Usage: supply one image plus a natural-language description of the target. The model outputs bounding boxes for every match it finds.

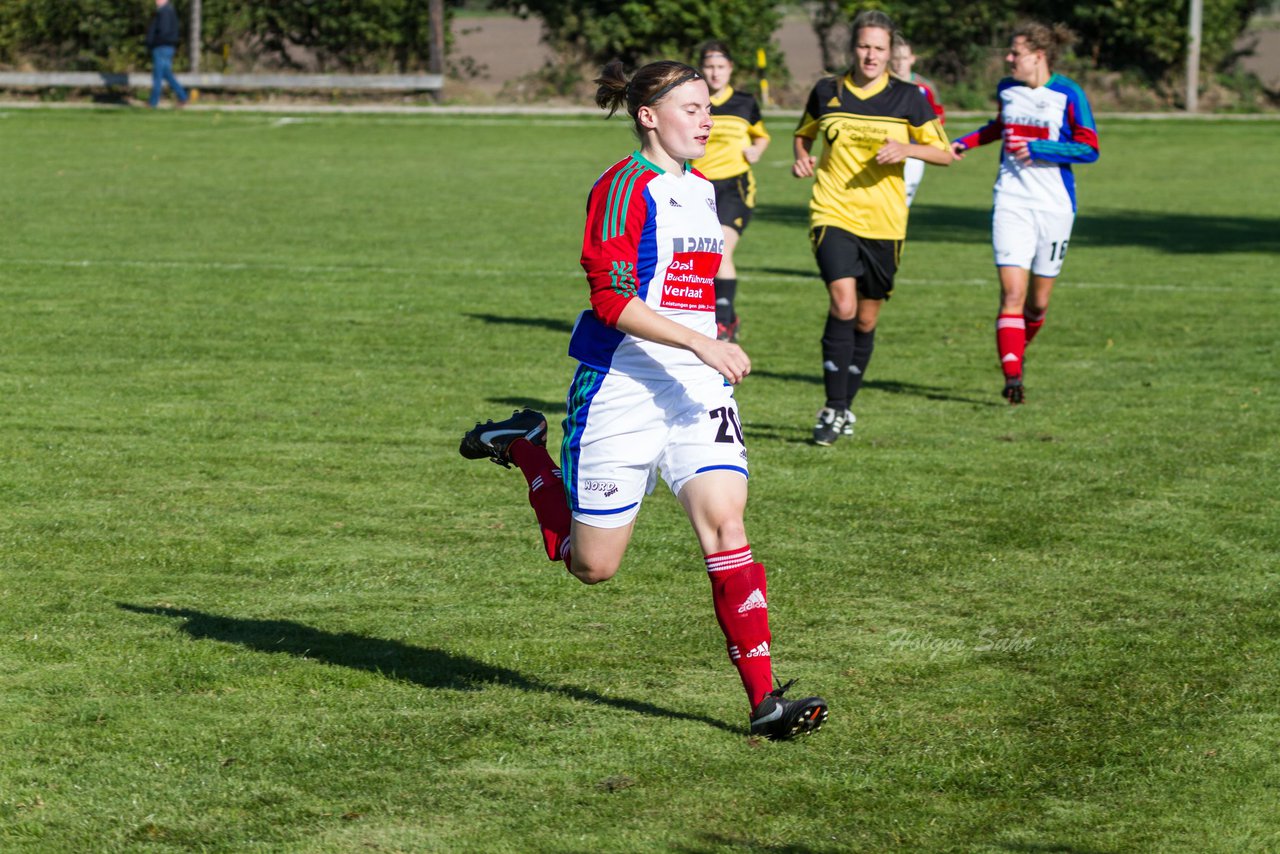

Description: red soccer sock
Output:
[996,313,1027,379]
[509,439,572,567]
[705,546,774,709]
[1024,312,1045,344]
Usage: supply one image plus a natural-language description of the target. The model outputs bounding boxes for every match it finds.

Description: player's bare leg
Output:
[565,519,634,585]
[680,471,827,739]
[1024,273,1056,344]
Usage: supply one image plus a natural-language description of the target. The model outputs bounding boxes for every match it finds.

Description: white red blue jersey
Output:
[570,152,724,381]
[954,74,1099,213]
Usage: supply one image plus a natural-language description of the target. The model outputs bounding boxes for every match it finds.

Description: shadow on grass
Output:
[464,312,574,335]
[996,843,1117,853]
[118,603,736,734]
[759,200,1280,255]
[908,204,1280,255]
[751,370,999,407]
[675,836,834,854]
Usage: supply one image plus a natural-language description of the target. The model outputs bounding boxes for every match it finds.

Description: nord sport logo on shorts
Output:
[583,480,619,497]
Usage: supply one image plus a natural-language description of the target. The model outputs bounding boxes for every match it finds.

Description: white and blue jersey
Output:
[954,74,1099,213]
[571,152,724,382]
[559,153,745,527]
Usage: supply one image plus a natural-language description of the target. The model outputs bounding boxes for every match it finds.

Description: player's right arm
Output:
[951,83,1008,159]
[792,85,822,178]
[579,166,646,327]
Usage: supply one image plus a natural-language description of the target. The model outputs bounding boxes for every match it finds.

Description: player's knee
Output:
[568,555,620,585]
[854,318,877,334]
[829,299,857,321]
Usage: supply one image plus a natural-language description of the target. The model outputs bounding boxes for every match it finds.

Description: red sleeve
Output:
[579,164,651,328]
[921,82,945,125]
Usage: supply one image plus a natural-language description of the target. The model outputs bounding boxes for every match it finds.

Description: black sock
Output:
[821,315,856,410]
[714,278,738,326]
[846,328,876,404]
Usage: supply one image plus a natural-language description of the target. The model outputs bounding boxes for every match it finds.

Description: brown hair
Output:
[851,9,896,47]
[697,40,734,66]
[1012,21,1076,68]
[594,60,705,134]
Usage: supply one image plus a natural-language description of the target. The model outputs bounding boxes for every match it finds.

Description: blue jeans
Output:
[149,46,188,107]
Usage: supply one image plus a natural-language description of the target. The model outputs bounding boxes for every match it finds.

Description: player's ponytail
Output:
[1013,21,1076,68]
[594,60,705,136]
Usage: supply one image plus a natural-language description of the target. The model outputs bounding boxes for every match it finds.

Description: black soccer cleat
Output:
[812,407,847,447]
[459,408,547,468]
[1002,377,1025,406]
[750,679,829,741]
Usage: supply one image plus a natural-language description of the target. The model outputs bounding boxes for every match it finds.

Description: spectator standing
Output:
[146,0,189,109]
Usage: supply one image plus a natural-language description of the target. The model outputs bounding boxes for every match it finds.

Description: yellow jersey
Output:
[795,73,948,239]
[693,87,769,181]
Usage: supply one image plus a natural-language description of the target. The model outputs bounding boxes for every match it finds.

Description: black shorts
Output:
[712,173,755,234]
[809,225,902,300]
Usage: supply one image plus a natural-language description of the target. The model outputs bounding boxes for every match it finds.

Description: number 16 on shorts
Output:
[992,205,1075,278]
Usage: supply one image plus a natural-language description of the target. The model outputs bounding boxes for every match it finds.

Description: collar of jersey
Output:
[843,72,889,100]
[1013,73,1061,91]
[710,86,734,107]
[631,150,689,176]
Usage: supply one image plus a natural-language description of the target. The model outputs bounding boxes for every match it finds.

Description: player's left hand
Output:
[692,337,751,385]
[1006,136,1034,165]
[876,139,911,165]
[743,145,762,165]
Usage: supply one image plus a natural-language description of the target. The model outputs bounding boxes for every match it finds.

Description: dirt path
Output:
[451,14,1280,102]
[450,15,824,100]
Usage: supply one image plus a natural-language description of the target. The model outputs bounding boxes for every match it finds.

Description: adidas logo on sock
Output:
[744,641,771,658]
[737,588,767,614]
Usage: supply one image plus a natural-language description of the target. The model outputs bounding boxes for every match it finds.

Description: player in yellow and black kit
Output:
[692,41,770,342]
[793,10,952,446]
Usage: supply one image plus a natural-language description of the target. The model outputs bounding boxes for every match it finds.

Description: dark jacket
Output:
[146,3,181,51]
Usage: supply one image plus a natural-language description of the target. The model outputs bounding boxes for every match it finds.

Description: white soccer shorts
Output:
[561,366,749,529]
[992,204,1075,278]
[903,157,925,208]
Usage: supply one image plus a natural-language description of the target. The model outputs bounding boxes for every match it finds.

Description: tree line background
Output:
[0,0,1272,106]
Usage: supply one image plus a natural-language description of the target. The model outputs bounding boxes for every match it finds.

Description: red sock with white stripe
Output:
[996,313,1027,379]
[509,439,572,567]
[705,545,774,708]
[1024,311,1045,344]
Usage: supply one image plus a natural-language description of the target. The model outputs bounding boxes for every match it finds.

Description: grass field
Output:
[1,107,1278,852]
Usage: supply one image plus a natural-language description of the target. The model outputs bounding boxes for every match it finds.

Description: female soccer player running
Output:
[950,22,1099,404]
[691,41,771,343]
[793,10,952,446]
[460,60,827,741]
